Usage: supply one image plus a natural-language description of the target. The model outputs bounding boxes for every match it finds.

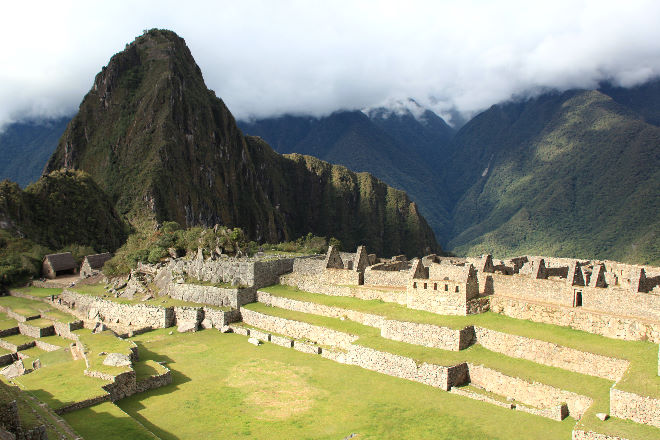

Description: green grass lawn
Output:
[22,318,55,328]
[63,402,158,440]
[71,284,230,310]
[0,295,77,323]
[3,333,34,346]
[0,313,18,330]
[75,329,135,376]
[112,329,575,440]
[133,360,168,381]
[19,346,71,369]
[12,359,110,409]
[39,334,72,348]
[11,286,63,298]
[261,285,660,397]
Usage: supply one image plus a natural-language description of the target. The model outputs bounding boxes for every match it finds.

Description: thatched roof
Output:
[43,252,76,271]
[84,252,112,269]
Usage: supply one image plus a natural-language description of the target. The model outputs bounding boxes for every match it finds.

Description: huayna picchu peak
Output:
[44,29,438,257]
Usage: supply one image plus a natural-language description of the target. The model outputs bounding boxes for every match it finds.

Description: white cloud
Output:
[1,0,660,129]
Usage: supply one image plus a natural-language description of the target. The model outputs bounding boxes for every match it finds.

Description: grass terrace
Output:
[63,402,158,440]
[133,359,168,382]
[0,295,77,323]
[2,333,35,347]
[260,285,660,396]
[75,329,135,375]
[12,359,110,410]
[11,286,63,298]
[0,314,18,331]
[19,346,71,369]
[22,318,55,328]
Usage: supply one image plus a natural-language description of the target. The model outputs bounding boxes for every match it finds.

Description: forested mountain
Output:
[42,29,438,257]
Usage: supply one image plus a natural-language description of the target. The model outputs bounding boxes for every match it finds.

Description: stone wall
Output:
[135,368,172,394]
[474,327,629,381]
[406,281,469,315]
[52,320,84,340]
[60,291,174,329]
[491,296,660,343]
[491,273,575,306]
[17,322,54,339]
[0,327,19,338]
[168,283,255,308]
[468,364,592,420]
[173,307,203,325]
[204,307,241,328]
[56,393,111,414]
[363,265,411,287]
[319,268,362,286]
[239,308,358,349]
[0,352,14,367]
[292,256,326,275]
[341,345,469,391]
[280,273,407,305]
[609,388,660,428]
[170,256,294,289]
[571,430,630,440]
[381,320,474,351]
[257,290,386,327]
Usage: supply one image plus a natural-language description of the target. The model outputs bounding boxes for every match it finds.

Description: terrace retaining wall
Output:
[490,296,660,343]
[572,430,630,440]
[609,388,660,428]
[473,327,629,381]
[239,308,358,349]
[381,320,474,351]
[467,364,592,420]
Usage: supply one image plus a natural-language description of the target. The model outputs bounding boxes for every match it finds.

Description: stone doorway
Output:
[573,290,583,307]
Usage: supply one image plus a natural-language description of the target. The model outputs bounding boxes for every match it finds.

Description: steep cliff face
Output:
[45,29,438,256]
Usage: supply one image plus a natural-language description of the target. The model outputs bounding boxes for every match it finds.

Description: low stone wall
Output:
[468,364,592,420]
[55,393,111,415]
[610,388,660,428]
[320,269,362,286]
[341,345,469,391]
[0,339,34,352]
[474,328,629,381]
[173,306,203,325]
[17,322,54,339]
[572,430,630,440]
[34,340,61,352]
[257,291,386,327]
[239,308,358,349]
[60,291,174,329]
[168,283,255,308]
[381,320,474,351]
[0,306,39,322]
[280,273,407,305]
[135,368,172,393]
[52,320,84,340]
[467,297,491,314]
[491,296,660,343]
[204,307,241,328]
[293,341,322,354]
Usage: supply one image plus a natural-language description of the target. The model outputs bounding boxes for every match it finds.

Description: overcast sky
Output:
[1,0,660,130]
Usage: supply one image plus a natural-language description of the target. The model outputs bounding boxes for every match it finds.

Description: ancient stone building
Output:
[80,252,112,277]
[42,252,76,279]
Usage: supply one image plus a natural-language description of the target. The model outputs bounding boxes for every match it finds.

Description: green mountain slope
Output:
[0,117,69,187]
[446,89,660,264]
[239,106,455,241]
[44,29,438,257]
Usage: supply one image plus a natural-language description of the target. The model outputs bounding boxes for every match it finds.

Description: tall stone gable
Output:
[567,261,585,286]
[629,268,646,293]
[324,246,344,269]
[479,254,495,273]
[589,264,607,288]
[410,259,427,279]
[354,246,369,272]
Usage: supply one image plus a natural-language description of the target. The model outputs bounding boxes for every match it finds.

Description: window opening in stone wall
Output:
[413,282,417,288]
[424,283,427,289]
[444,284,448,291]
[434,283,437,290]
[455,286,459,292]
[573,290,583,307]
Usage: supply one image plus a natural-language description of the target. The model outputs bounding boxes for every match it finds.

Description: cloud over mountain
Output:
[2,0,660,129]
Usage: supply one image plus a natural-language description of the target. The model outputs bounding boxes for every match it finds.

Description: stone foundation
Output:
[168,283,255,308]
